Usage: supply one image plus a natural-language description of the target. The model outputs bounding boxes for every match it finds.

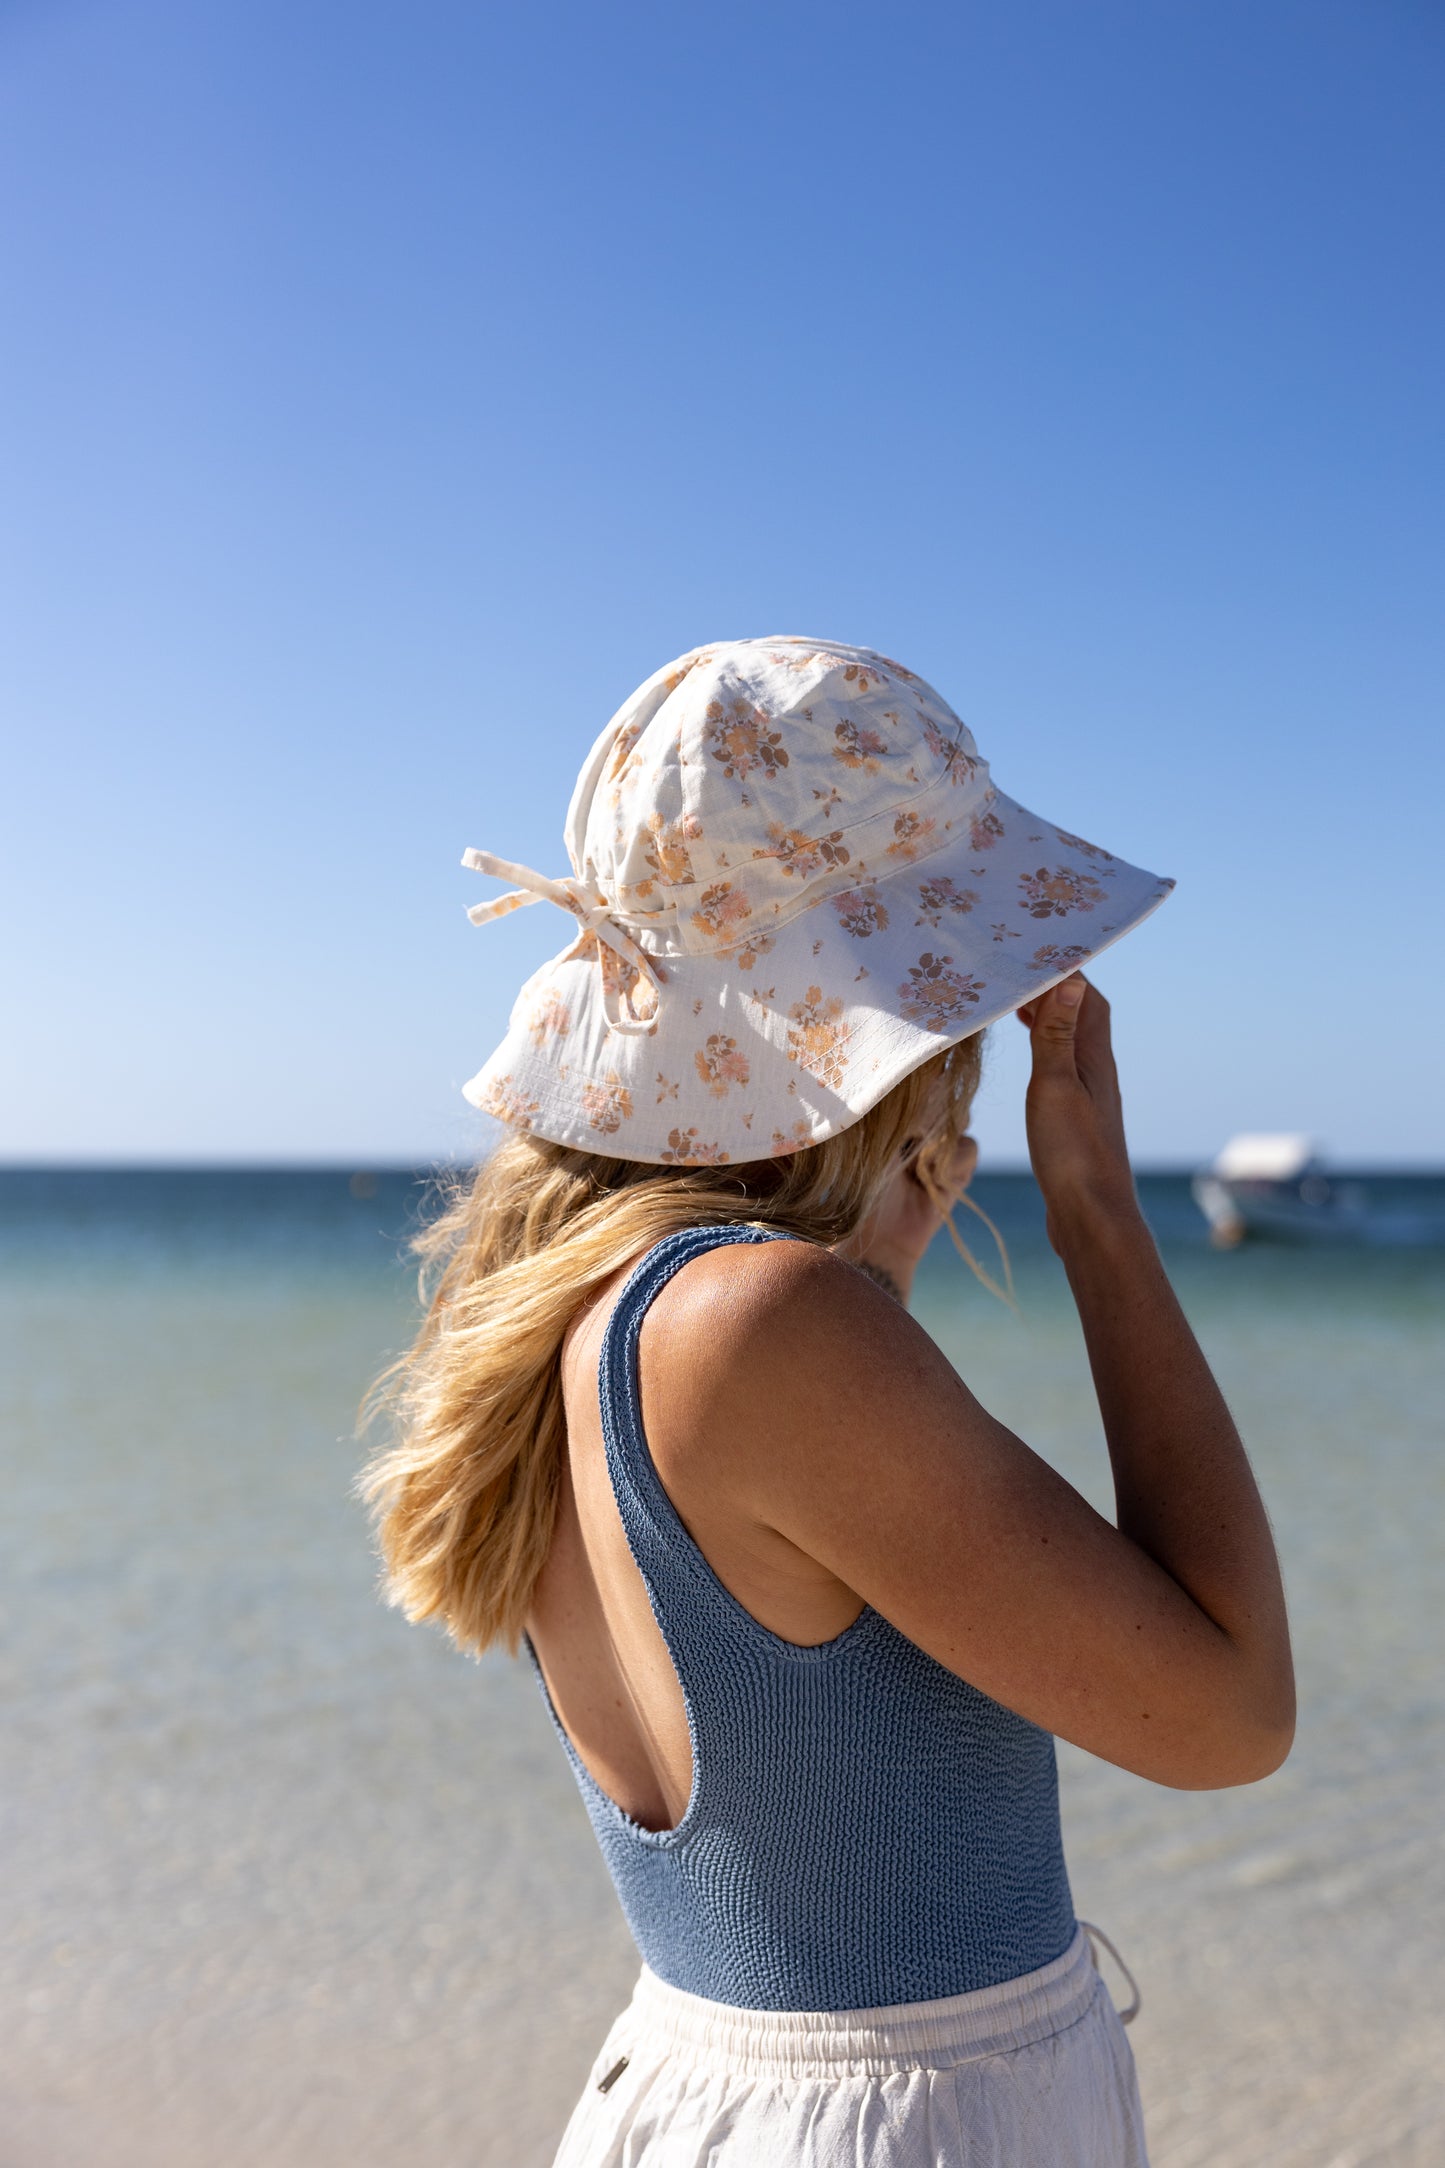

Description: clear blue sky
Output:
[3,0,1441,1166]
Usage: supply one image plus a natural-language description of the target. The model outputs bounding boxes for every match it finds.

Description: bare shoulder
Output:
[639,1231,964,1487]
[641,1230,933,1380]
[641,1231,940,1430]
[645,1226,852,1327]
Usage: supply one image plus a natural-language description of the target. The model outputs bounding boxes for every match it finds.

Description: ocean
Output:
[3,1168,1442,2167]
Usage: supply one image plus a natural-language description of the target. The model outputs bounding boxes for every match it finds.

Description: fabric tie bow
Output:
[461,848,665,1036]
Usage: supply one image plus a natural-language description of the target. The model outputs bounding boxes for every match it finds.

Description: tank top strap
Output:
[598,1222,800,1668]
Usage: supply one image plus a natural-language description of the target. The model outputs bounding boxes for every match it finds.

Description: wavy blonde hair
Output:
[361,1034,997,1657]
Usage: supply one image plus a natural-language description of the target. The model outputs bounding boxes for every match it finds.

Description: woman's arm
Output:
[643,978,1295,1791]
[1020,973,1295,1775]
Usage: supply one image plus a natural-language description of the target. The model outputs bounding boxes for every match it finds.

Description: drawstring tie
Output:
[461,848,665,1036]
[1080,1920,1141,2025]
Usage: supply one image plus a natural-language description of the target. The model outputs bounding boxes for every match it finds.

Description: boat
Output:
[1192,1135,1390,1247]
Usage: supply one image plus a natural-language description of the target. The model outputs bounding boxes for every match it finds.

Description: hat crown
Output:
[567,638,994,959]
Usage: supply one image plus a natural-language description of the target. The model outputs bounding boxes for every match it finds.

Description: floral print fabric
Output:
[462,637,1174,1163]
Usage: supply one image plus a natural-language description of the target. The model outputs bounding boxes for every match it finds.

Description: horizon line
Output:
[3,1157,1444,1178]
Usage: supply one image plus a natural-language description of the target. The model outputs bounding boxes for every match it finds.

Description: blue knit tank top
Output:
[526,1224,1076,2012]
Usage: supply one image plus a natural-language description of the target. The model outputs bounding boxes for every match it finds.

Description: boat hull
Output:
[1192,1174,1445,1247]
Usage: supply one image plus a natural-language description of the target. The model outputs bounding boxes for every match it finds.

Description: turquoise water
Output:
[3,1170,1443,2167]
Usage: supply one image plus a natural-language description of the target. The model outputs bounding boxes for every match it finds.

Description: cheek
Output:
[949,1138,979,1186]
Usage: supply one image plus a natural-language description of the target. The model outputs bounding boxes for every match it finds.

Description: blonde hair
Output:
[361,1035,997,1658]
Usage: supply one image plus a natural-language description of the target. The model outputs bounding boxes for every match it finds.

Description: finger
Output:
[1027,975,1087,1078]
[1064,982,1127,1131]
[1073,979,1108,1036]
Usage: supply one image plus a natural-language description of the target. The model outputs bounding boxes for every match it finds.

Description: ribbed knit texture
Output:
[526,1224,1076,2013]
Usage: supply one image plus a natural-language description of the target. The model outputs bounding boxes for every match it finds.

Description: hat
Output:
[460,636,1173,1164]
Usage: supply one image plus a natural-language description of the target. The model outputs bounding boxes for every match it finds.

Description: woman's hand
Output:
[836,1132,978,1304]
[1017,975,1141,1252]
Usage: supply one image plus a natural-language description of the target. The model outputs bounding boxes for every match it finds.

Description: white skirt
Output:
[553,1923,1148,2166]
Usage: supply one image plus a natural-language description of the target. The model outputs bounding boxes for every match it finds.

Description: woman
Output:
[364,638,1294,2166]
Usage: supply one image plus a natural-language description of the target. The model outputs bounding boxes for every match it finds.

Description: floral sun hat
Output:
[461,636,1174,1165]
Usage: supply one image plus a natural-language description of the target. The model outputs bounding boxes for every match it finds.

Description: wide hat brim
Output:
[463,786,1173,1165]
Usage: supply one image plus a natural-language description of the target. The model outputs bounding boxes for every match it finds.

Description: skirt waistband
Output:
[627,1925,1102,2079]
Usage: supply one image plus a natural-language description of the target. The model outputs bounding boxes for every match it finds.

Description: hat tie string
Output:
[461,848,664,1037]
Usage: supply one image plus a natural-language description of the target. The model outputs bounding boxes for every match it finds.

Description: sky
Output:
[2,0,1442,1167]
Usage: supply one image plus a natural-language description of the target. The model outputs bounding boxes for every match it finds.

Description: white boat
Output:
[1192,1134,1370,1247]
[1192,1136,1445,1247]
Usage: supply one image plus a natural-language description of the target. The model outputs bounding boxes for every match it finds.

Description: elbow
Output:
[1238,1661,1298,1782]
[1182,1723,1294,1791]
[1242,1694,1297,1783]
[1183,1633,1298,1790]
[1169,1688,1297,1792]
